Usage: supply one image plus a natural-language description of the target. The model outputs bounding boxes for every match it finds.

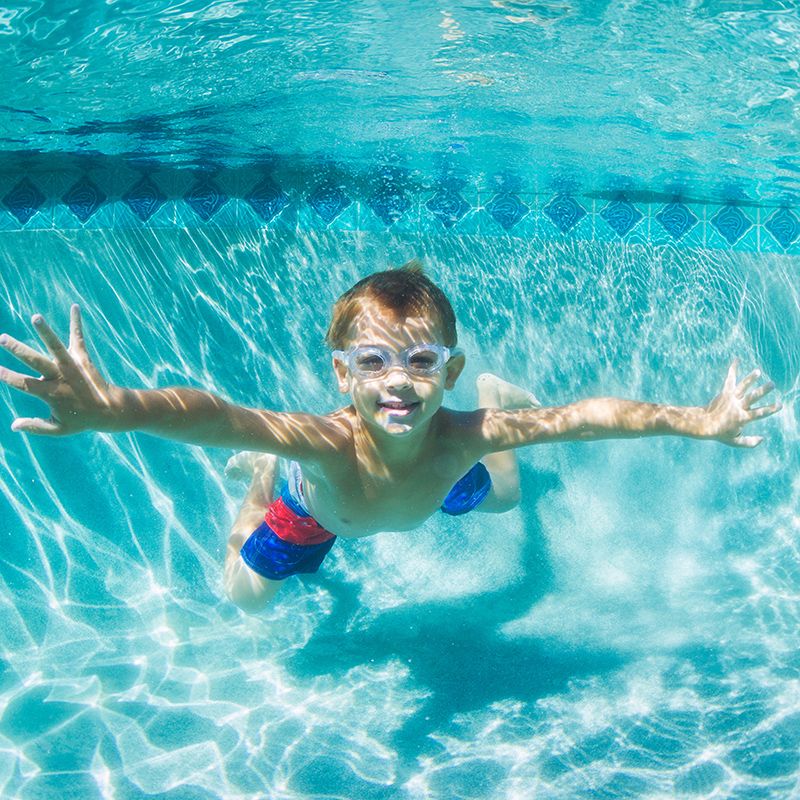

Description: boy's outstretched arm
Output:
[0,306,343,460]
[477,360,782,454]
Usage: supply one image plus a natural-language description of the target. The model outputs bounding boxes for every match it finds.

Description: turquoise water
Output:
[0,228,797,798]
[2,0,800,202]
[1,1,800,798]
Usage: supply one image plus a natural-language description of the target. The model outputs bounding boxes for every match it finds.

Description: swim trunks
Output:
[239,461,493,580]
[440,462,493,516]
[239,463,335,581]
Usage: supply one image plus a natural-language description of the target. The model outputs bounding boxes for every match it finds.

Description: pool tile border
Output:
[1,167,799,255]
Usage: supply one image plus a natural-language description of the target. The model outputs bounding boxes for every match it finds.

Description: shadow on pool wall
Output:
[0,224,798,798]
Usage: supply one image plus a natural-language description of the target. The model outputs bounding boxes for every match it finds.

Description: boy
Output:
[0,261,781,613]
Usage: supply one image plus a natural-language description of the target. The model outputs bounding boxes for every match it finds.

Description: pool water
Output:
[1,1,800,798]
[0,226,796,798]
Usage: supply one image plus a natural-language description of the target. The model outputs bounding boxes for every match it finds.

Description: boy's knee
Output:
[225,588,272,615]
[223,559,282,613]
[481,488,521,513]
[224,579,278,614]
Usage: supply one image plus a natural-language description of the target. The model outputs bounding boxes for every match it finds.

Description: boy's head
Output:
[325,259,457,351]
[327,260,465,437]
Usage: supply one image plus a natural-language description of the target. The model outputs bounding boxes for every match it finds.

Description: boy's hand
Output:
[0,305,121,436]
[703,359,781,447]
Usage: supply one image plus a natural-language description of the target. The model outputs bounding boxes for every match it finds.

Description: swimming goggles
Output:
[332,343,461,378]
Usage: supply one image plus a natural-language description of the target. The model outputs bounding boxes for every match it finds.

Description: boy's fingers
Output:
[732,435,763,448]
[69,304,87,354]
[10,417,63,436]
[736,369,761,396]
[749,402,782,420]
[724,359,739,392]
[0,366,50,396]
[0,334,59,379]
[746,382,775,405]
[31,314,73,368]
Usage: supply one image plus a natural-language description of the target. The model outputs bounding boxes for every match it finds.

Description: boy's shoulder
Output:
[436,406,487,454]
[280,406,355,454]
[438,405,484,428]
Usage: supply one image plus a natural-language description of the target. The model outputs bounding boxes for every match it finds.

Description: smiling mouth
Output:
[377,401,420,416]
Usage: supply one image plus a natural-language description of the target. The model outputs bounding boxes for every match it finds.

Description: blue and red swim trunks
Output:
[239,461,492,581]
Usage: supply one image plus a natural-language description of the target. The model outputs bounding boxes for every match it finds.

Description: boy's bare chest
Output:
[301,450,473,538]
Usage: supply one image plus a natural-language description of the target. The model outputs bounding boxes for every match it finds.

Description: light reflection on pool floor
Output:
[0,227,797,799]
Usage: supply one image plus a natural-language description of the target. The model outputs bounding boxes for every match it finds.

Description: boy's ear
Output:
[444,352,466,390]
[333,357,351,394]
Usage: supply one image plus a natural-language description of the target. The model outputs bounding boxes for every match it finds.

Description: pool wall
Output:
[1,159,800,255]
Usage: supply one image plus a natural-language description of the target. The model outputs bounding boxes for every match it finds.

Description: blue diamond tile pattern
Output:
[2,177,46,224]
[247,177,289,223]
[368,183,410,226]
[655,202,699,240]
[600,200,643,237]
[307,183,351,224]
[123,176,166,222]
[764,207,800,248]
[543,194,587,233]
[426,188,470,229]
[710,205,753,245]
[63,176,106,223]
[184,178,227,221]
[485,193,529,231]
[6,164,800,254]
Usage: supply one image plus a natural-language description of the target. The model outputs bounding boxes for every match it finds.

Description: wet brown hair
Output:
[325,259,457,349]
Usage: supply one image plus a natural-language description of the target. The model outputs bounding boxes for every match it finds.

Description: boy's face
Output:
[333,300,465,438]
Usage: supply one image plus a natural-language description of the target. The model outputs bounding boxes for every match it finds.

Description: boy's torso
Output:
[296,406,483,538]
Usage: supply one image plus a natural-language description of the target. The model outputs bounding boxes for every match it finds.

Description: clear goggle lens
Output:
[334,344,457,377]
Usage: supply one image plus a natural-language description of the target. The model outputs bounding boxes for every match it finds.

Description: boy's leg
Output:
[224,453,283,612]
[475,373,540,513]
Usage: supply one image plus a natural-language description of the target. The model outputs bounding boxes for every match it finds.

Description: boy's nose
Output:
[384,366,413,389]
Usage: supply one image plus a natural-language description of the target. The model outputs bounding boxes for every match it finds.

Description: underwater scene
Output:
[1,1,799,798]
